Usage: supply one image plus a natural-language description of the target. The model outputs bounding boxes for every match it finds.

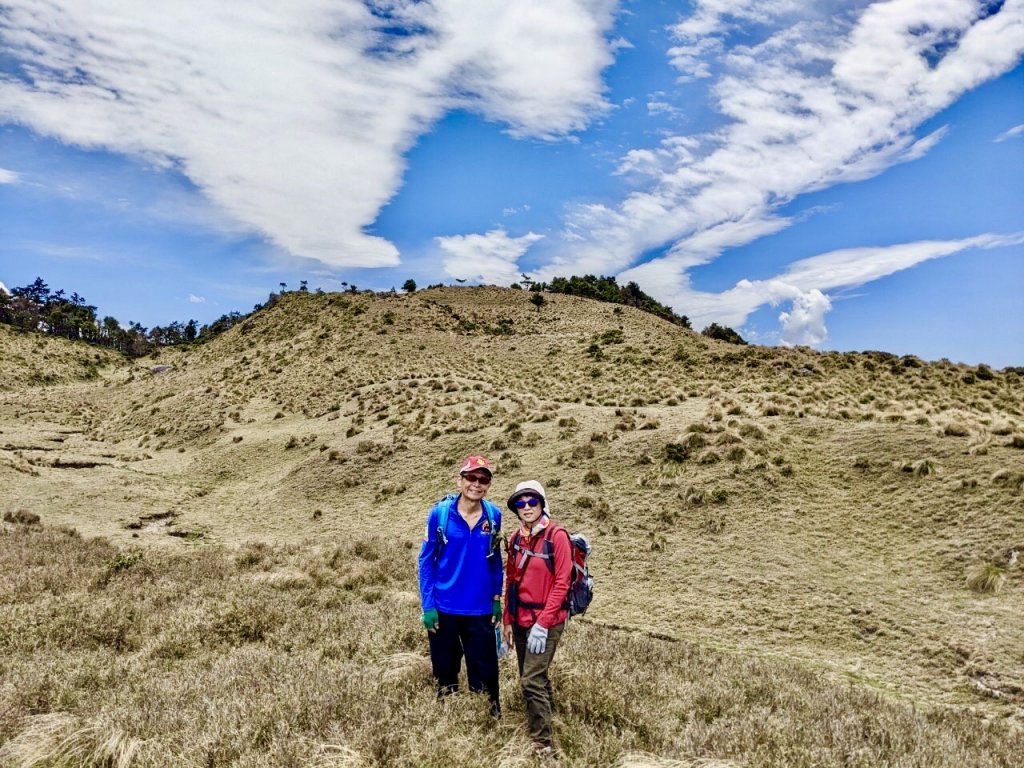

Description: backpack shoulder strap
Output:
[433,495,458,560]
[543,524,571,574]
[482,499,498,528]
[513,524,560,575]
[481,499,500,539]
[482,499,502,557]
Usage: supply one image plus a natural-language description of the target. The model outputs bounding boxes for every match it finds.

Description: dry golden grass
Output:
[0,324,122,390]
[1,524,1022,767]
[2,287,1023,765]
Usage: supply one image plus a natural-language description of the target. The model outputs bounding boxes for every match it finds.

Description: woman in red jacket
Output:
[501,480,572,755]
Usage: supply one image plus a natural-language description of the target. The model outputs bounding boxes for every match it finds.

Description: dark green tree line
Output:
[0,276,217,357]
[545,274,691,328]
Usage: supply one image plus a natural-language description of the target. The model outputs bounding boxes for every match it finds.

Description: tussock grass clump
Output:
[700,509,727,534]
[899,458,937,477]
[965,562,1006,594]
[942,421,970,437]
[3,509,41,525]
[0,712,143,768]
[576,495,611,521]
[738,422,766,441]
[682,486,727,507]
[990,469,1024,492]
[698,449,722,465]
[724,445,751,463]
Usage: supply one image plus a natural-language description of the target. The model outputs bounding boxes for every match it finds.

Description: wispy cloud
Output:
[0,0,617,268]
[995,123,1024,142]
[539,0,1024,315]
[621,232,1024,344]
[4,240,109,262]
[0,167,19,184]
[188,294,206,304]
[439,229,544,285]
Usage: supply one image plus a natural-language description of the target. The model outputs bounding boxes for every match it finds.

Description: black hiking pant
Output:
[428,611,499,706]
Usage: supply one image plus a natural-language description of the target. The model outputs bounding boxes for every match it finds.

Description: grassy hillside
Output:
[1,287,1022,765]
[0,324,123,390]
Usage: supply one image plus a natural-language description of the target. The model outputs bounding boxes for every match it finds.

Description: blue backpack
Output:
[433,495,502,561]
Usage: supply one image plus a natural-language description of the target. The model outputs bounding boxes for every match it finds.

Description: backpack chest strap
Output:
[512,529,556,575]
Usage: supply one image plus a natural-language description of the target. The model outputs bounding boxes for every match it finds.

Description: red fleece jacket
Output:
[503,522,572,629]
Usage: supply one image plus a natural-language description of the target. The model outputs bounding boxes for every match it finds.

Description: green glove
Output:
[422,609,439,632]
[492,598,502,627]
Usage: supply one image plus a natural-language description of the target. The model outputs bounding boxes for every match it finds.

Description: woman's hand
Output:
[502,623,514,648]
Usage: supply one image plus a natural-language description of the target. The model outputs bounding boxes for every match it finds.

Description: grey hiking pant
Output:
[513,622,565,746]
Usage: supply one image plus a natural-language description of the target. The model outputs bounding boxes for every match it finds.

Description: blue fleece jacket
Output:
[418,495,503,615]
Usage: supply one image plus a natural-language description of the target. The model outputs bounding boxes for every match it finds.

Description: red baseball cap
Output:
[459,455,493,476]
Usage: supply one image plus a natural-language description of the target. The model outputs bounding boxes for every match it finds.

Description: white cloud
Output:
[0,167,19,184]
[0,0,616,268]
[777,288,831,347]
[621,232,1024,344]
[188,294,206,304]
[502,204,531,216]
[646,92,684,119]
[438,229,544,285]
[542,0,1024,293]
[995,123,1024,142]
[0,281,8,294]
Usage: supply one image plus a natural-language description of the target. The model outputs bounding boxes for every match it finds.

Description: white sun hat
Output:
[507,479,549,516]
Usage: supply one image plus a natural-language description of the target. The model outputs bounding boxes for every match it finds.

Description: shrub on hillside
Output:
[701,323,747,345]
[664,443,689,463]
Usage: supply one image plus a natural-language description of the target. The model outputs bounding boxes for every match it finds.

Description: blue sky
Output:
[1,0,1022,366]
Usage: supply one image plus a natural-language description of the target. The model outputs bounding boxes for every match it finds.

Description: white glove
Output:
[526,623,548,654]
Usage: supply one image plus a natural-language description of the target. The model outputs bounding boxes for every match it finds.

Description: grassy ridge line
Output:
[70,288,1024,451]
[1,523,1021,768]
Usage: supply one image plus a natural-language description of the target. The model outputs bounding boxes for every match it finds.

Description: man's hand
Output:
[526,623,548,654]
[422,608,439,632]
[502,623,514,649]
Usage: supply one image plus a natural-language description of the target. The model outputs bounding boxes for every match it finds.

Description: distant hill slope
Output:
[0,324,125,390]
[2,286,1022,719]
[59,287,1024,445]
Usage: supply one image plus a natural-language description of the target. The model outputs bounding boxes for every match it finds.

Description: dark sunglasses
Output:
[513,497,541,509]
[462,473,492,485]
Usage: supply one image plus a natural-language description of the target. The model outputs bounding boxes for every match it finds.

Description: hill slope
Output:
[2,287,1022,726]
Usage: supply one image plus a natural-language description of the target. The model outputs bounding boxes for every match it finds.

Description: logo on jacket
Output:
[482,521,491,533]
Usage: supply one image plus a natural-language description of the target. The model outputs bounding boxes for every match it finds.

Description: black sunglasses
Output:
[462,473,492,485]
[513,497,541,509]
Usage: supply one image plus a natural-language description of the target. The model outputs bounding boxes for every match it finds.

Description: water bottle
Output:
[495,624,510,659]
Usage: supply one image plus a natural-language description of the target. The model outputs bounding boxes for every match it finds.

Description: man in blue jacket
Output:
[418,454,504,717]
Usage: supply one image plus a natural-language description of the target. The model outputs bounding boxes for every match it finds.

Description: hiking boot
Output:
[489,701,502,720]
